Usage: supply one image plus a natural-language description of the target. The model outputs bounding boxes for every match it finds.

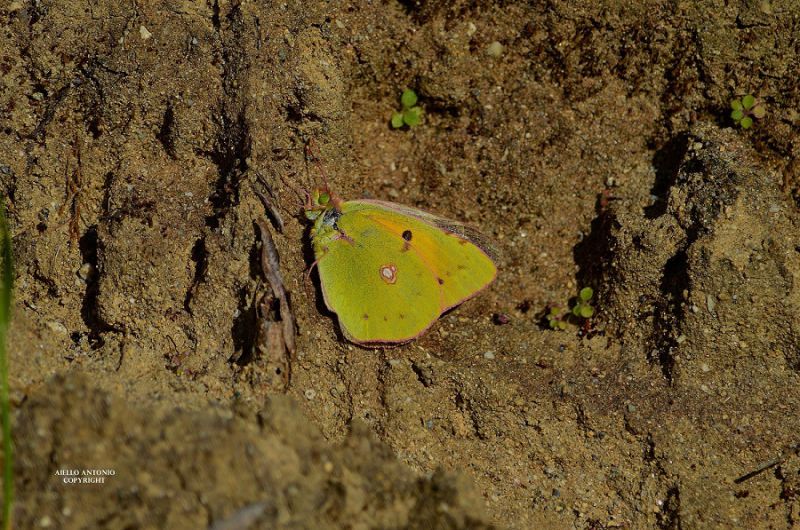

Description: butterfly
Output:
[305,187,497,345]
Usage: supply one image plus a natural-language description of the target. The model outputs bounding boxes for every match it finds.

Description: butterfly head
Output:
[304,186,342,221]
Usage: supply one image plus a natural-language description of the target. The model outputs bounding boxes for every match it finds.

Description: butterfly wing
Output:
[313,200,496,344]
[354,199,498,261]
[348,200,497,310]
[314,207,441,343]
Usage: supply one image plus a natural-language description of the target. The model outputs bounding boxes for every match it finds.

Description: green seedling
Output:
[572,287,595,319]
[391,89,423,129]
[547,287,595,331]
[730,94,766,129]
[547,307,568,330]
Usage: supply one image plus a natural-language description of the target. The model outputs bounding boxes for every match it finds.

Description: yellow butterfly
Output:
[305,187,497,345]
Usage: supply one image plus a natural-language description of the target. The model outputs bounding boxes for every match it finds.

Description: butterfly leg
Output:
[305,255,323,281]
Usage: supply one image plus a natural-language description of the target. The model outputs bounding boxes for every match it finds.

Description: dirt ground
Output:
[1,0,799,528]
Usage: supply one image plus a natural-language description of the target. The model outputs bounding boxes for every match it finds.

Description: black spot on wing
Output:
[437,278,444,285]
[402,230,413,241]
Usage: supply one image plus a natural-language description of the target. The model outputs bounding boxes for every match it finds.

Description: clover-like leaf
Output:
[391,112,405,129]
[740,116,753,129]
[403,106,422,127]
[742,94,756,110]
[401,89,418,109]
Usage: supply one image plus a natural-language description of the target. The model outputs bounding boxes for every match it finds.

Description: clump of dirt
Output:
[14,371,493,529]
[1,0,799,528]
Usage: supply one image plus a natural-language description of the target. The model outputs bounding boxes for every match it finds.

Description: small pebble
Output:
[139,25,152,40]
[77,263,94,280]
[492,313,511,325]
[486,41,504,58]
[46,321,68,335]
[701,363,710,373]
[627,403,637,413]
[304,389,316,400]
[483,351,495,360]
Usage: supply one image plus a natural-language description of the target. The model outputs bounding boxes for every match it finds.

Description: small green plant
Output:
[547,287,595,331]
[730,94,766,129]
[0,197,12,530]
[391,89,423,129]
[547,307,568,330]
[572,287,595,318]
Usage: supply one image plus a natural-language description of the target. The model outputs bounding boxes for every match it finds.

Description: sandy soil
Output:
[1,0,799,528]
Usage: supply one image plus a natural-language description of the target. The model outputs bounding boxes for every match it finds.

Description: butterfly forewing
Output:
[347,201,497,310]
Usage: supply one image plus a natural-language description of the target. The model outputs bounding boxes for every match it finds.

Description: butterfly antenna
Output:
[264,146,307,203]
[305,137,331,191]
[280,173,307,206]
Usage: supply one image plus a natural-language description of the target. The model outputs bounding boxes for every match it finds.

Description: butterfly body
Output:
[306,190,496,345]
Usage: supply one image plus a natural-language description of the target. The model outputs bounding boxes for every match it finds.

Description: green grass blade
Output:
[0,197,13,530]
